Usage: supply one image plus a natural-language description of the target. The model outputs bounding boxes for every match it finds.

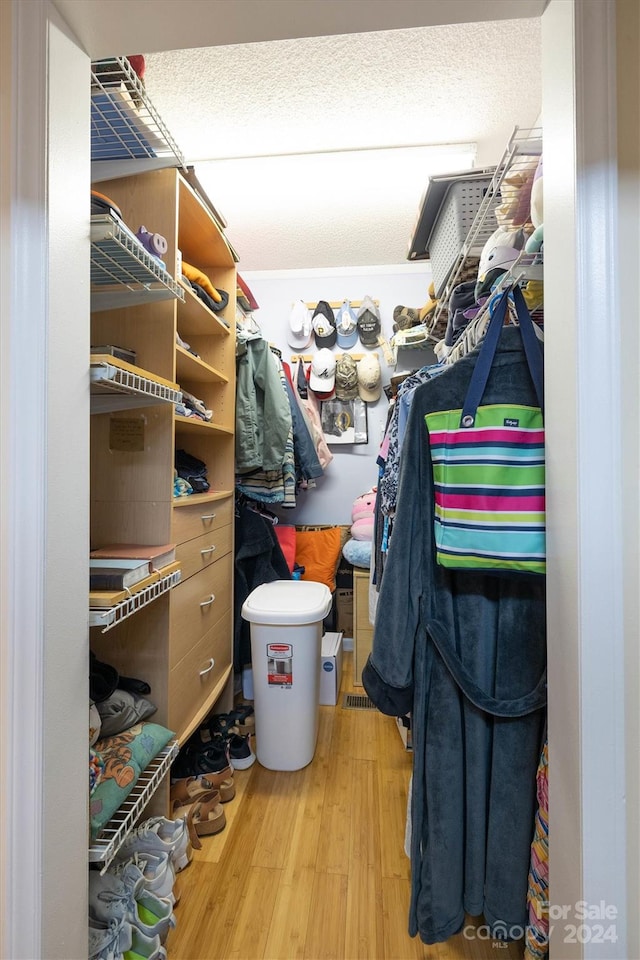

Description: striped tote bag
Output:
[426,285,545,575]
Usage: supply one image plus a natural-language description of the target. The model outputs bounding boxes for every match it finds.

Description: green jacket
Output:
[235,337,292,474]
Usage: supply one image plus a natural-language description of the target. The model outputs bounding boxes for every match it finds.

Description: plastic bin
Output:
[241,580,332,771]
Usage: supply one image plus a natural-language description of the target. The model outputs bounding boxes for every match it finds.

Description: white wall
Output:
[1,3,90,959]
[242,264,436,524]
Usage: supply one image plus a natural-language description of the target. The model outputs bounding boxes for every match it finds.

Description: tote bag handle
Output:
[460,284,544,427]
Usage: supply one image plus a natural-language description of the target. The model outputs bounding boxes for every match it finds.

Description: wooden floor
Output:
[167,652,524,960]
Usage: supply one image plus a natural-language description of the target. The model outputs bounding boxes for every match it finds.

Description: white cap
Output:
[357,353,381,402]
[309,348,336,392]
[287,300,313,349]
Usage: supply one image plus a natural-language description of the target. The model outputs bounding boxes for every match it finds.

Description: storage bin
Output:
[429,176,497,296]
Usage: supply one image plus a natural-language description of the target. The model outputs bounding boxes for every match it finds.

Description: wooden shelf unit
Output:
[90,167,237,758]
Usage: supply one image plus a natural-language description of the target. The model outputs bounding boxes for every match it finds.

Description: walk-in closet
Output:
[2,3,638,960]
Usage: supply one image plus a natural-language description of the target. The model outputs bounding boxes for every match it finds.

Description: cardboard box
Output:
[336,588,353,637]
[320,631,343,705]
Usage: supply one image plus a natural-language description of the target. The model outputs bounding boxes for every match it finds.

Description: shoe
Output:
[172,738,232,781]
[89,862,176,943]
[112,851,176,906]
[199,712,240,740]
[170,774,235,811]
[229,702,255,736]
[90,917,167,960]
[116,815,192,873]
[89,916,130,960]
[225,732,255,770]
[123,926,167,960]
[185,789,226,849]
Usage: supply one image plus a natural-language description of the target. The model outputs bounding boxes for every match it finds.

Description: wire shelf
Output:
[445,252,544,366]
[91,214,184,311]
[91,56,186,180]
[427,126,543,340]
[89,739,179,873]
[89,569,181,633]
[90,359,182,412]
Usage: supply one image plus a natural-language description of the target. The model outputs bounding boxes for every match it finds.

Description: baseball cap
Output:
[311,301,337,349]
[356,295,381,347]
[335,354,359,401]
[287,300,313,350]
[335,301,358,349]
[308,348,336,394]
[357,353,382,402]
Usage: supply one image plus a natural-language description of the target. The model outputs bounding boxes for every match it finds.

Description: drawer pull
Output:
[201,512,216,521]
[200,594,216,608]
[200,545,217,556]
[199,658,215,677]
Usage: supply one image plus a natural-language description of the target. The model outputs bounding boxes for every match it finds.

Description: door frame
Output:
[1,1,632,958]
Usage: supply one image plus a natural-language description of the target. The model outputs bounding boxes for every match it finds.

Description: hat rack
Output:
[298,300,380,310]
[290,353,368,363]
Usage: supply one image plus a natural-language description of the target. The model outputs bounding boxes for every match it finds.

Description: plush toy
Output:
[351,490,376,541]
[419,280,439,323]
[530,157,543,229]
[135,225,168,260]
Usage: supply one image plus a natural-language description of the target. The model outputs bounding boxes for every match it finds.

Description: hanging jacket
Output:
[233,500,291,671]
[236,337,292,473]
[363,326,547,945]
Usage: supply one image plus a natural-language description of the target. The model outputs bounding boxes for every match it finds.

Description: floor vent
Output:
[342,693,377,710]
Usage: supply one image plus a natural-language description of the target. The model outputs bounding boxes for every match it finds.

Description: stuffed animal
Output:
[419,280,439,323]
[351,490,376,541]
[135,225,168,260]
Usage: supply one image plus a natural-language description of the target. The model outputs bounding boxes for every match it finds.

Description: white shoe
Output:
[116,815,193,873]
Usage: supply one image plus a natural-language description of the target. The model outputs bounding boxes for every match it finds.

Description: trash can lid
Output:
[241,580,333,625]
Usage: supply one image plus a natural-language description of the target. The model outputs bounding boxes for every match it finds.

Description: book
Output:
[89,558,151,590]
[89,561,180,608]
[89,543,176,572]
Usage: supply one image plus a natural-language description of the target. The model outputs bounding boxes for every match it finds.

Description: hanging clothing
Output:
[362,326,547,945]
[233,499,291,671]
[525,738,549,960]
[235,336,292,474]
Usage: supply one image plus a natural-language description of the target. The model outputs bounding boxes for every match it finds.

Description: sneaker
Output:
[123,926,167,960]
[89,916,129,960]
[116,816,192,873]
[112,851,176,906]
[225,732,255,770]
[90,918,167,960]
[89,862,176,944]
[173,738,232,781]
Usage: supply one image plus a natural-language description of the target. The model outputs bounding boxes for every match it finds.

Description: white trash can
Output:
[241,580,332,771]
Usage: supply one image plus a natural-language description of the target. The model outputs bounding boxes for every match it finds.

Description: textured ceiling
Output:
[144,19,542,271]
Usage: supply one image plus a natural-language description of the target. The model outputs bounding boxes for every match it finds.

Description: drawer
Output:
[169,555,232,668]
[175,524,233,582]
[171,495,233,545]
[354,569,370,607]
[168,607,232,737]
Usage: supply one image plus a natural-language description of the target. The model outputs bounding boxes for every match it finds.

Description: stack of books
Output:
[89,543,178,607]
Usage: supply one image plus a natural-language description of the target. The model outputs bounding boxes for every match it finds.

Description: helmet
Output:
[475,245,521,301]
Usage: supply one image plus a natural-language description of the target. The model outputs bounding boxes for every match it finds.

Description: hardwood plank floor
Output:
[167,652,524,960]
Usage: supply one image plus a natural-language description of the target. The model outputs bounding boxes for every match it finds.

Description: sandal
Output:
[170,774,235,813]
[186,790,226,849]
[229,702,255,736]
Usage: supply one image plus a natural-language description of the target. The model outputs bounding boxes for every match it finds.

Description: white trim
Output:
[573,3,627,953]
[2,2,48,957]
[544,1,628,957]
